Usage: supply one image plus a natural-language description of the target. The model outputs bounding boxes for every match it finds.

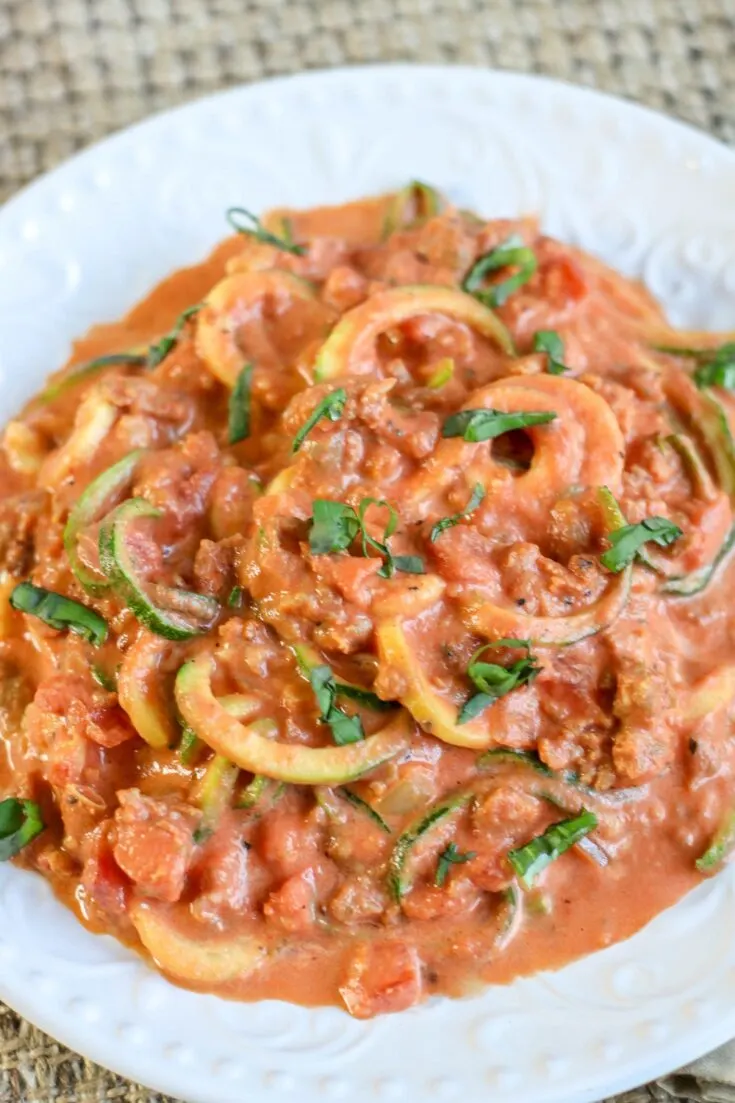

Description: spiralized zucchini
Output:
[175,653,411,785]
[131,903,267,984]
[314,285,515,382]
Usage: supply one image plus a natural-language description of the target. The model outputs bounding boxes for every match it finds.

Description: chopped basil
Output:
[91,664,118,692]
[334,683,397,712]
[458,638,540,725]
[533,329,568,375]
[147,304,202,368]
[508,809,598,887]
[694,344,735,389]
[309,498,424,578]
[10,582,108,646]
[292,388,348,453]
[392,555,426,574]
[655,342,735,391]
[309,664,365,746]
[309,500,361,556]
[193,823,214,845]
[442,408,557,443]
[228,363,253,444]
[435,841,477,887]
[0,797,44,861]
[599,516,683,573]
[226,207,306,256]
[227,586,243,608]
[429,483,485,542]
[462,235,538,308]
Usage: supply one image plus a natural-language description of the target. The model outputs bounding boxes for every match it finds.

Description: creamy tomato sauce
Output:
[1,187,734,1018]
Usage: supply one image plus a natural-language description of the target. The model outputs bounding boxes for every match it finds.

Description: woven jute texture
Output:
[1,1,735,1101]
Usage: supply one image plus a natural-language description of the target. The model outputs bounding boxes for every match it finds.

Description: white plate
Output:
[2,64,735,1103]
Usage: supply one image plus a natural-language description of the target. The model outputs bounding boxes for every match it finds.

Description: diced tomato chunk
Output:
[113,789,198,903]
[340,941,423,1019]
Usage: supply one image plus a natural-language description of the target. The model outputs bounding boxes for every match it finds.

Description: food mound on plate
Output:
[1,185,734,1018]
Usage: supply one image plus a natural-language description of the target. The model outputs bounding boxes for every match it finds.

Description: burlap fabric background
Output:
[1,0,734,1100]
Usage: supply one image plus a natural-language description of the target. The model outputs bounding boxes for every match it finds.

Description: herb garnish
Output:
[533,329,569,375]
[508,810,598,887]
[429,483,485,543]
[599,516,683,573]
[309,500,361,556]
[146,304,202,369]
[226,207,306,256]
[458,638,541,725]
[308,498,425,578]
[435,842,477,887]
[292,388,347,453]
[228,363,253,444]
[655,342,735,391]
[92,664,118,693]
[10,582,108,646]
[442,408,556,443]
[462,235,538,308]
[227,586,243,608]
[0,798,44,861]
[309,665,365,745]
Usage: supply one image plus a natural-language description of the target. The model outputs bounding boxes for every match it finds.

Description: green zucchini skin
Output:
[64,450,144,595]
[98,498,220,640]
[387,791,471,903]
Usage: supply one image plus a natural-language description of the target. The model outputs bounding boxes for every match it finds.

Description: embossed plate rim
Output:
[1,64,735,1103]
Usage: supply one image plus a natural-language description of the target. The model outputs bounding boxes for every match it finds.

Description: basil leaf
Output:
[442,408,557,442]
[533,329,568,375]
[462,235,538,308]
[147,304,202,368]
[309,500,361,556]
[458,638,540,725]
[227,207,306,256]
[292,388,347,453]
[227,586,243,608]
[600,516,683,573]
[654,341,735,391]
[457,692,496,724]
[10,582,108,646]
[393,555,426,575]
[309,497,420,579]
[335,683,397,711]
[508,809,598,887]
[430,483,485,542]
[358,498,398,577]
[228,363,253,444]
[0,797,44,861]
[92,664,118,692]
[694,344,735,389]
[435,841,477,887]
[308,664,365,746]
[324,709,365,746]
